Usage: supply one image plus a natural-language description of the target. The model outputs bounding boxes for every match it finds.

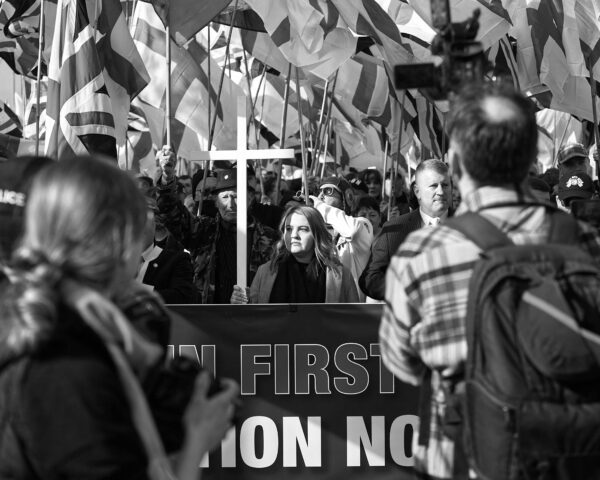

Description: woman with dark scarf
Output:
[0,156,238,480]
[231,205,358,304]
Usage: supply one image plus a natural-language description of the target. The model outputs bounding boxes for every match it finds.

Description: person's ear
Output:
[344,189,355,209]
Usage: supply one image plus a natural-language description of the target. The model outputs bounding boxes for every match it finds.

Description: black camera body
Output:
[394,0,486,99]
[143,355,226,452]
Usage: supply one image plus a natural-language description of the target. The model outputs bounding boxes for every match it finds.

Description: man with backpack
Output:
[379,83,600,480]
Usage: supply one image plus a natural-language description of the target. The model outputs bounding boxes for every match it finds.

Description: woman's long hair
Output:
[269,205,341,279]
[0,156,148,354]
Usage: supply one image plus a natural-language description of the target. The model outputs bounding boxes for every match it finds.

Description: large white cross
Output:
[188,96,296,288]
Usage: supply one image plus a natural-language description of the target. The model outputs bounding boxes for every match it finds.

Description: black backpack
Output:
[441,209,600,480]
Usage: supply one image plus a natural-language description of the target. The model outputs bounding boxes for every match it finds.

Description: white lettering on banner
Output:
[169,343,396,395]
[347,415,417,467]
[200,415,414,468]
[239,343,396,395]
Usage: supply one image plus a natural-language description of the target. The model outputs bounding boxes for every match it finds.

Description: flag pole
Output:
[296,66,309,197]
[274,63,292,206]
[35,0,45,156]
[208,0,238,149]
[315,70,338,176]
[389,93,406,220]
[165,19,172,146]
[313,77,330,172]
[196,24,212,217]
[589,58,600,179]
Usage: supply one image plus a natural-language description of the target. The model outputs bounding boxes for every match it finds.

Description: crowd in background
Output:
[127,137,600,307]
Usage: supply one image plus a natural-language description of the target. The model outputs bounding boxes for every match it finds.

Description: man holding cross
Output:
[191,168,279,304]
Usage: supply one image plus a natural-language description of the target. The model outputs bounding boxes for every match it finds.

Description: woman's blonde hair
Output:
[1,156,147,352]
[269,204,341,279]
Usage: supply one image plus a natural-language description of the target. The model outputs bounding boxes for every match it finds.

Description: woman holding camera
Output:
[0,156,238,480]
[231,204,358,304]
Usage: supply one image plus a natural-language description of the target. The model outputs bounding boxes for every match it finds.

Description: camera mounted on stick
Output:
[394,0,487,100]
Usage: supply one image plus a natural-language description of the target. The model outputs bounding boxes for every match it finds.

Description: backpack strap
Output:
[546,210,580,245]
[447,208,581,251]
[445,212,513,251]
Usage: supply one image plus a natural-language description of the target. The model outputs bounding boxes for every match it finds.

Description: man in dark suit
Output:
[359,159,452,300]
[137,200,196,304]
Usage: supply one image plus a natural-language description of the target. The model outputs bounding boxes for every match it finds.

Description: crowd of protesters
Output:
[110,127,600,307]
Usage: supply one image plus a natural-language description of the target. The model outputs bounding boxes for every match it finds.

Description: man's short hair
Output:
[447,83,537,186]
[414,159,449,181]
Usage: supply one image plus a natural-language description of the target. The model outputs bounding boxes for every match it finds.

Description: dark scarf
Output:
[269,255,326,303]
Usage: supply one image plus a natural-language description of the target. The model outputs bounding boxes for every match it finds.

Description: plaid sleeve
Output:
[379,250,426,386]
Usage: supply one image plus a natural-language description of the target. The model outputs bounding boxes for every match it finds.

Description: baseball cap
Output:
[347,177,369,194]
[557,143,588,165]
[557,173,595,203]
[0,156,54,258]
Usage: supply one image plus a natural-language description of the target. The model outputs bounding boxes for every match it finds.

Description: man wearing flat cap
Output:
[557,143,592,178]
[191,167,278,304]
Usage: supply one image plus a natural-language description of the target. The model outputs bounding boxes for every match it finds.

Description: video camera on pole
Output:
[394,0,486,100]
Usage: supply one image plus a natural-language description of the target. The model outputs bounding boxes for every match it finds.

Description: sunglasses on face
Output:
[319,186,342,197]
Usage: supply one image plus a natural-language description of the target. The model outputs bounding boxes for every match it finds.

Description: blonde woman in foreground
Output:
[0,155,238,480]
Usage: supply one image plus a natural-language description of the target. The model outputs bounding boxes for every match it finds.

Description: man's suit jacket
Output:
[359,209,424,301]
[142,245,196,304]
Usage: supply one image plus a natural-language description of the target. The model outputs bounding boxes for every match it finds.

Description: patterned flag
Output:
[244,0,357,80]
[23,78,47,140]
[331,0,413,72]
[118,104,155,174]
[250,71,313,143]
[0,0,40,77]
[486,35,520,87]
[536,108,584,170]
[509,0,600,122]
[0,100,23,137]
[90,0,150,148]
[404,91,446,159]
[0,132,36,159]
[45,0,117,159]
[238,29,291,75]
[148,0,231,46]
[131,1,240,157]
[336,53,393,127]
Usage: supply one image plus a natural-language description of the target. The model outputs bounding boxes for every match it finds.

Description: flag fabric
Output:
[238,29,291,76]
[0,132,37,159]
[250,71,314,143]
[118,104,155,174]
[535,108,584,170]
[0,101,23,137]
[331,0,413,73]
[23,78,47,141]
[0,0,40,77]
[148,0,231,46]
[509,0,600,122]
[132,1,241,158]
[404,91,446,159]
[244,0,357,80]
[89,0,150,148]
[380,0,435,61]
[486,35,520,87]
[45,0,117,159]
[336,52,393,127]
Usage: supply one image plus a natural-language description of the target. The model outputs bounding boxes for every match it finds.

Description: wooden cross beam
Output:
[188,96,296,288]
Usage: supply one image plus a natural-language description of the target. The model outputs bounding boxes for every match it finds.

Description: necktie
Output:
[429,217,440,226]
